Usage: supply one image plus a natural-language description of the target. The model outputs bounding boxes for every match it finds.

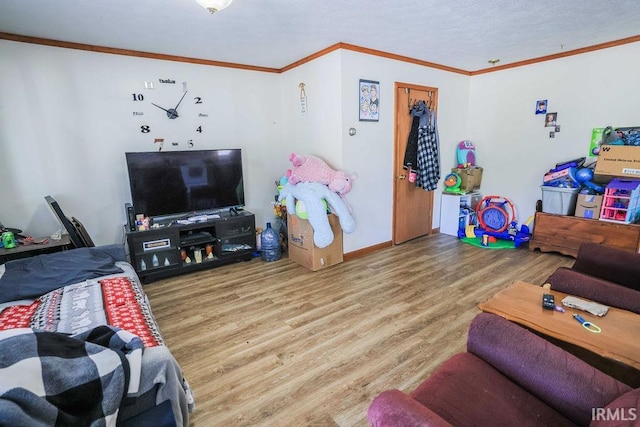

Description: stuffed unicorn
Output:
[287,153,354,196]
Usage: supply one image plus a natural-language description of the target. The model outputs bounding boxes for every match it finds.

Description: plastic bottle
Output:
[152,254,159,267]
[140,259,147,271]
[261,222,281,262]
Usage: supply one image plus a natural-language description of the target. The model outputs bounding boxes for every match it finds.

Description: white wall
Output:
[2,38,638,251]
[0,40,282,245]
[277,50,470,253]
[466,42,640,224]
[339,51,470,251]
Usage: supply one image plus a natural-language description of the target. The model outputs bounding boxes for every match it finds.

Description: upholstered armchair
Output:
[544,243,640,314]
[368,313,636,426]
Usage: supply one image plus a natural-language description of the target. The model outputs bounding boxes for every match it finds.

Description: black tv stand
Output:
[126,210,256,283]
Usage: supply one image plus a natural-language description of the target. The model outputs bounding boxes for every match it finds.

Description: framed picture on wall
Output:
[359,79,379,122]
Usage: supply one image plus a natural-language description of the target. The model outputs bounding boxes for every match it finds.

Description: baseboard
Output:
[344,241,393,261]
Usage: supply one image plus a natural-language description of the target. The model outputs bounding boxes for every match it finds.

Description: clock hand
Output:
[151,102,179,119]
[173,91,188,114]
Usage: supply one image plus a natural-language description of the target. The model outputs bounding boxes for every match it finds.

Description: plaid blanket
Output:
[0,325,143,427]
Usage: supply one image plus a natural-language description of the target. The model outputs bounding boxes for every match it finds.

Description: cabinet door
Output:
[216,216,256,257]
[128,229,180,274]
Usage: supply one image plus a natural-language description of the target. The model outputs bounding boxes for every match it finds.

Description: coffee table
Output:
[478,280,640,385]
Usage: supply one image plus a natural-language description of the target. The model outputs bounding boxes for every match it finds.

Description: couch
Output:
[0,245,193,426]
[544,243,640,314]
[368,312,638,427]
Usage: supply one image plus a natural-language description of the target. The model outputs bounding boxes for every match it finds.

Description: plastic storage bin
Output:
[540,186,579,215]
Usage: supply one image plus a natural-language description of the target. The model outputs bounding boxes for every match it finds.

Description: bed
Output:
[0,245,193,426]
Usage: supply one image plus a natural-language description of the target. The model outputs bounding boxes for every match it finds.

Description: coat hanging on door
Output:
[403,101,440,191]
[403,100,427,172]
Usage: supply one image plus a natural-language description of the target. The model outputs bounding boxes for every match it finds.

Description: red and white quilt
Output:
[0,276,163,347]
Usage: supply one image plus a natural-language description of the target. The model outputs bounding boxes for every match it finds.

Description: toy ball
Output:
[295,199,328,220]
[575,168,594,184]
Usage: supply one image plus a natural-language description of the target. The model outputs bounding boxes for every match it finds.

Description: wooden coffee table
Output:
[478,280,640,385]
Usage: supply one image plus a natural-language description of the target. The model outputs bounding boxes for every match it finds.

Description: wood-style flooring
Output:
[143,233,574,427]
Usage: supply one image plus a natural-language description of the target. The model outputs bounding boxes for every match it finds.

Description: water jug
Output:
[261,222,281,262]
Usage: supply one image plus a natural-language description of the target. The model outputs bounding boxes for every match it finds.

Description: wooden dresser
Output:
[529,211,640,258]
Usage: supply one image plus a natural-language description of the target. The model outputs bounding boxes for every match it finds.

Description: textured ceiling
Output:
[1,0,639,71]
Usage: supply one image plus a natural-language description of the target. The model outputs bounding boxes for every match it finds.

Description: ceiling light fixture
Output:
[488,59,500,66]
[196,0,234,14]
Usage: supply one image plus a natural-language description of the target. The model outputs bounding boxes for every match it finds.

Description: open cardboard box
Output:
[287,213,343,271]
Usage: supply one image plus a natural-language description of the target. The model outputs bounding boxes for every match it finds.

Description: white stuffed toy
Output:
[279,182,355,248]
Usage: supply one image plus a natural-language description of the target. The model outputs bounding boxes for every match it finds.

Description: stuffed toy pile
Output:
[280,153,356,248]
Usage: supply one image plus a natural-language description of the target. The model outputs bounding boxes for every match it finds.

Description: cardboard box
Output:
[595,145,640,179]
[287,213,343,271]
[574,194,603,219]
[451,166,483,192]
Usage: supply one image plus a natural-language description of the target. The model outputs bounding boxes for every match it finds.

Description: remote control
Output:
[542,293,555,310]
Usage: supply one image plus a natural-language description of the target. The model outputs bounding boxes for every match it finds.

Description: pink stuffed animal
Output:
[287,153,354,196]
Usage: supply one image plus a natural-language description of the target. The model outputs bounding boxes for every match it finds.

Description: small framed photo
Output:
[545,112,557,127]
[535,99,547,115]
[359,79,379,122]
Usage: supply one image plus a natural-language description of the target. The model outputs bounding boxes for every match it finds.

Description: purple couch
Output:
[368,313,637,427]
[545,243,640,314]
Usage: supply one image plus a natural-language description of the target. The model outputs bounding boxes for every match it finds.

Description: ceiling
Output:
[1,0,640,72]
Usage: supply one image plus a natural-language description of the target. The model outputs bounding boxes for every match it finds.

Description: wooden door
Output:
[393,83,437,244]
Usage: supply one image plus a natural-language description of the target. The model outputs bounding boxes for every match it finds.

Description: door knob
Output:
[397,174,406,180]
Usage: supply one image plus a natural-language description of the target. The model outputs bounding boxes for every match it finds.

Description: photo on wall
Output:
[535,99,547,115]
[359,79,379,122]
[545,112,557,127]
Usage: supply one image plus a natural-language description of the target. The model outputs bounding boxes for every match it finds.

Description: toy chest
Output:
[540,186,579,215]
[599,178,640,224]
[451,167,483,192]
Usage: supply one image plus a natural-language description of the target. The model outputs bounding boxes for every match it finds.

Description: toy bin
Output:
[599,178,640,224]
[540,186,579,215]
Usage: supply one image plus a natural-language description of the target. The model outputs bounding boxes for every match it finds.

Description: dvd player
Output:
[180,231,213,246]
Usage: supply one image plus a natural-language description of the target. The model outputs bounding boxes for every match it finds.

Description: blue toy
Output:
[573,167,605,194]
[542,158,605,194]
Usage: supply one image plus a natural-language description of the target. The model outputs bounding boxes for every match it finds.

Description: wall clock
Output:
[131,78,209,148]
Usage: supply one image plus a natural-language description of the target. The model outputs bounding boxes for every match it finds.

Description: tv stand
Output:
[126,210,256,283]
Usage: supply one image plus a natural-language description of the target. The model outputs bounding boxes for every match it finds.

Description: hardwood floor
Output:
[143,234,574,427]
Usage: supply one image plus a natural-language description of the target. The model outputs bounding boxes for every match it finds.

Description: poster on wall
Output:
[359,79,379,122]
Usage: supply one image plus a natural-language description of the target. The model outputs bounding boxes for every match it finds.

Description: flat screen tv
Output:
[125,149,245,219]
